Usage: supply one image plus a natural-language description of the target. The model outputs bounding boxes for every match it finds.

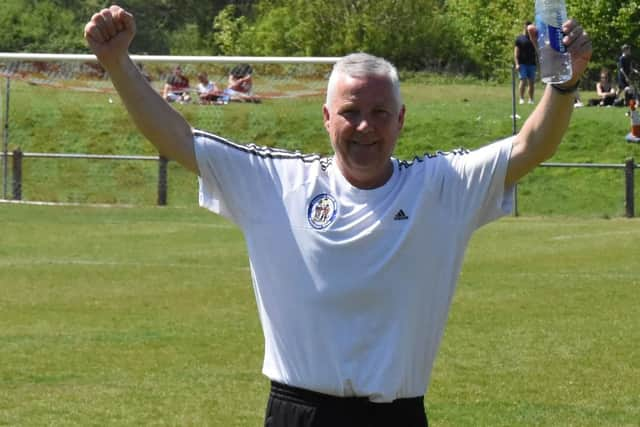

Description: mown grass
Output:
[2,77,640,215]
[1,205,638,426]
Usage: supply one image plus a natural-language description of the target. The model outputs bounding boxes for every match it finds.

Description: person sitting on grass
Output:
[223,64,261,103]
[196,72,223,104]
[588,69,618,106]
[162,65,191,103]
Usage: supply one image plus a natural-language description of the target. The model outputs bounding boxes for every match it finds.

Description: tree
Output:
[2,0,86,52]
[2,0,638,81]
[443,0,535,80]
[568,0,640,82]
[220,0,463,71]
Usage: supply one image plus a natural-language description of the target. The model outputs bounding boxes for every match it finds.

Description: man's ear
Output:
[397,105,406,131]
[322,104,331,132]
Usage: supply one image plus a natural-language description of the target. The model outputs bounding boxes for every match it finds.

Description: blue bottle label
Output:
[536,13,567,54]
[547,22,566,53]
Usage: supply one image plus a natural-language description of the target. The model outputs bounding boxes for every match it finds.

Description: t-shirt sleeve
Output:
[193,131,284,225]
[437,136,515,231]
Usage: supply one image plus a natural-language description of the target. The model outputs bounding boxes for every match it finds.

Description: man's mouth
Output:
[350,139,375,146]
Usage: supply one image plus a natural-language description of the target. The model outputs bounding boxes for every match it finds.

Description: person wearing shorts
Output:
[515,21,538,104]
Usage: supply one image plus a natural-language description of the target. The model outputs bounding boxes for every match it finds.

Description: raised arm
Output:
[84,6,198,174]
[505,20,592,187]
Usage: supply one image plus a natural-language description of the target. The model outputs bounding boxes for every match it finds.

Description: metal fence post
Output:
[12,148,22,200]
[625,157,635,218]
[511,66,519,217]
[2,77,10,200]
[157,155,168,206]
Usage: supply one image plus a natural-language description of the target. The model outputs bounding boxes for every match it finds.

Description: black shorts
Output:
[264,381,428,427]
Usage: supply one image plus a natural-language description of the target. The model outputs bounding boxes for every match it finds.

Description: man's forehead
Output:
[338,75,393,97]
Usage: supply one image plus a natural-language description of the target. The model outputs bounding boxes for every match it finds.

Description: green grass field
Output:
[1,204,639,426]
[1,71,640,425]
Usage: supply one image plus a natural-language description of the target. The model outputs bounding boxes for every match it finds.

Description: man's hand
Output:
[506,19,592,187]
[560,20,592,84]
[84,5,135,68]
[527,19,592,86]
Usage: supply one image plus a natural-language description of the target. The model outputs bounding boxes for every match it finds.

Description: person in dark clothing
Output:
[618,44,639,106]
[587,68,618,107]
[514,21,538,105]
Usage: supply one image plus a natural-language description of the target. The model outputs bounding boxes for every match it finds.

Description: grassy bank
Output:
[2,77,639,215]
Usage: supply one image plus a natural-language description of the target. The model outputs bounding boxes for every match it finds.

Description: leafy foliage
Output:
[0,0,85,52]
[443,0,534,80]
[226,0,464,70]
[567,0,640,84]
[1,0,639,80]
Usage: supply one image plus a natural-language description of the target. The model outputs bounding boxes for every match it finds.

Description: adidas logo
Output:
[393,209,409,221]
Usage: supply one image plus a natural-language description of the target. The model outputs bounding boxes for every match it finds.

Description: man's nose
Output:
[356,115,372,132]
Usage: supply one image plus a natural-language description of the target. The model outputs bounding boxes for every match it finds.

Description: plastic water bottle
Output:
[535,0,572,84]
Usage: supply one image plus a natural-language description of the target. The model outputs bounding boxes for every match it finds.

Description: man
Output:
[84,6,591,426]
[617,44,638,105]
[514,20,538,105]
[162,64,191,103]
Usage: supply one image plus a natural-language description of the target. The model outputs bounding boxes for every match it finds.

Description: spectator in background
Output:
[514,20,537,105]
[588,69,617,106]
[618,44,638,105]
[196,72,223,104]
[162,65,191,103]
[224,64,261,103]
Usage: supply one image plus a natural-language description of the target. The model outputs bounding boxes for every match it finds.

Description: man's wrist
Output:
[550,80,580,95]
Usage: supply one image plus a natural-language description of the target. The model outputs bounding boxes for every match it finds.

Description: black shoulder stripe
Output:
[398,148,471,170]
[193,129,331,170]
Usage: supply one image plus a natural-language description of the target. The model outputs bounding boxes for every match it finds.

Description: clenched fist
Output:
[84,5,136,67]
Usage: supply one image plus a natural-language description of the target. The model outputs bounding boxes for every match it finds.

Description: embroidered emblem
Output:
[394,209,409,220]
[308,193,337,230]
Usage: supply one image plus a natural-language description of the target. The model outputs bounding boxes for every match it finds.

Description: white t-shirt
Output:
[197,81,216,94]
[194,130,514,402]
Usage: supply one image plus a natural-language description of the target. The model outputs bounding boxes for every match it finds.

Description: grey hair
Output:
[326,53,402,107]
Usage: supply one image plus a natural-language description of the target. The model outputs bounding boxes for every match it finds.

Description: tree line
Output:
[2,0,639,82]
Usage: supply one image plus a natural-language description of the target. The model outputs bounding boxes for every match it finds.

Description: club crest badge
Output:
[307,193,337,230]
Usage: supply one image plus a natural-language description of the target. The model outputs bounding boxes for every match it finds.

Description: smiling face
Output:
[323,73,405,189]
